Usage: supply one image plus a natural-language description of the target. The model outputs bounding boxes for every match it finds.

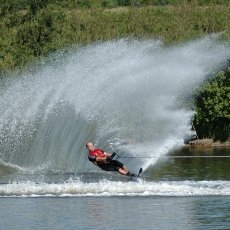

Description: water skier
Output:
[86,142,137,177]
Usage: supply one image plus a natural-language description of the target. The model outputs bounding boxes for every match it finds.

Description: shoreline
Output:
[187,139,230,148]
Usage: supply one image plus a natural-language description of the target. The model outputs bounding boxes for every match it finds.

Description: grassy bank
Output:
[0,1,230,73]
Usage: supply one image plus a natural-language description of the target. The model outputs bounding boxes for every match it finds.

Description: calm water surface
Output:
[1,196,230,230]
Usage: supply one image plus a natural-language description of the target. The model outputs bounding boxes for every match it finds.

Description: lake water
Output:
[1,147,230,229]
[1,196,230,230]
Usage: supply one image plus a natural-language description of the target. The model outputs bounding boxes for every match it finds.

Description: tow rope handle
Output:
[112,152,120,159]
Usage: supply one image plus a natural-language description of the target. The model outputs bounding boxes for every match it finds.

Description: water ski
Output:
[127,168,143,178]
[137,168,143,177]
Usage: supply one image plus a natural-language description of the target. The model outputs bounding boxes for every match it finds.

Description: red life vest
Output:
[88,149,105,162]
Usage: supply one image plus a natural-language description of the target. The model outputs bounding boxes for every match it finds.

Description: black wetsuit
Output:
[97,160,124,172]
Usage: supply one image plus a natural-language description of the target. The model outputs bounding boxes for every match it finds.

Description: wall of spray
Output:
[0,36,229,173]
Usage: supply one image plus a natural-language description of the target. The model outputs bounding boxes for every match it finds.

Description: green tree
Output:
[16,12,53,57]
[194,68,230,141]
[30,0,49,15]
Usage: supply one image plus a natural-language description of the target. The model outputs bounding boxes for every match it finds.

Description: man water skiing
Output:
[86,142,138,177]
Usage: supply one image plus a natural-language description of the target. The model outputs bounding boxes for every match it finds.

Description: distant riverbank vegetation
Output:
[194,68,230,142]
[1,0,230,72]
[0,0,229,141]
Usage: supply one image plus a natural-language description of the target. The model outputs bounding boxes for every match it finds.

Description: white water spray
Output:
[1,179,230,197]
[0,36,229,172]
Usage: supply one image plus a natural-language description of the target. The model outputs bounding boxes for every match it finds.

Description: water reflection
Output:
[191,197,230,229]
[146,147,230,181]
